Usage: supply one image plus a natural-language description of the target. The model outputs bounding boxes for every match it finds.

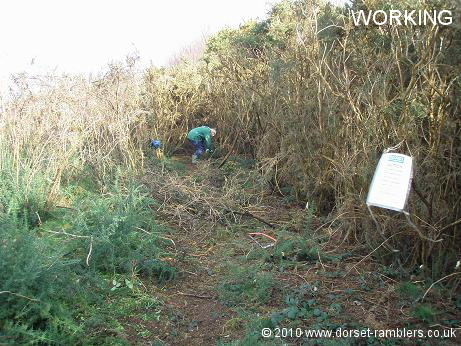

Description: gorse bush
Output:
[0,160,50,228]
[0,178,173,345]
[0,57,176,345]
[0,216,83,345]
[68,180,164,273]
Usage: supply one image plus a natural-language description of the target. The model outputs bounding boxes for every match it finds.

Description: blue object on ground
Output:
[150,140,161,149]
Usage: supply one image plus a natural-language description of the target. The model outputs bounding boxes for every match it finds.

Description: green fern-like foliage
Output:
[68,182,164,273]
[0,216,83,345]
[0,178,174,345]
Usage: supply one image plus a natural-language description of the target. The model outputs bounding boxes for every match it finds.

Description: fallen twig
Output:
[229,210,275,228]
[344,231,404,277]
[86,236,93,266]
[176,292,214,299]
[0,291,39,302]
[422,272,461,301]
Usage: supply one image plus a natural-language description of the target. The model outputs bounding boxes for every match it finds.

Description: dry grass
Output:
[142,161,273,233]
[0,61,147,207]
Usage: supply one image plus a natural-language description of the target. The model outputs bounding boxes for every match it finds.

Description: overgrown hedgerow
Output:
[143,0,461,279]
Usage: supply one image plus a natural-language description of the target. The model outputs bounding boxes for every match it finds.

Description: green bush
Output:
[217,316,282,346]
[0,177,175,345]
[0,216,83,345]
[0,159,51,228]
[397,282,423,301]
[66,182,166,274]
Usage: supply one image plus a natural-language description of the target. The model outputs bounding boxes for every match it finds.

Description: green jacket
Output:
[187,126,213,150]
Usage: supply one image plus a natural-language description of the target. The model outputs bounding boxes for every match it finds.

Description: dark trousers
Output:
[189,139,206,157]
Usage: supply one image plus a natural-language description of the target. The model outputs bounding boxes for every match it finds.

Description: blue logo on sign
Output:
[388,155,404,163]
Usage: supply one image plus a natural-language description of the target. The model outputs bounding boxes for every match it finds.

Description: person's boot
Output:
[191,154,198,164]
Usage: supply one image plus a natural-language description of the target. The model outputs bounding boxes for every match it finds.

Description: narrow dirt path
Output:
[122,157,461,346]
[120,205,237,345]
[123,157,243,345]
[153,223,241,346]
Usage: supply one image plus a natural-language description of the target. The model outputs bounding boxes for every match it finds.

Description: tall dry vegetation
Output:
[0,60,146,212]
[143,0,461,279]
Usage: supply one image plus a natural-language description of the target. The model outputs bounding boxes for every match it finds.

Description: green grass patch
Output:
[412,304,439,323]
[219,265,276,307]
[397,282,423,301]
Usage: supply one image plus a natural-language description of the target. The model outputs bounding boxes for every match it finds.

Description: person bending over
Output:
[187,126,216,163]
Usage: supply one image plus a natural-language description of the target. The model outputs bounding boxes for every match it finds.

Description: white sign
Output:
[366,153,413,212]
